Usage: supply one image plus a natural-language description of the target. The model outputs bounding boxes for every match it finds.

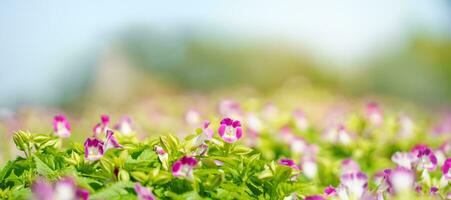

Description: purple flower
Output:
[324,185,337,196]
[32,177,89,200]
[172,156,198,180]
[290,136,307,155]
[279,158,300,170]
[389,167,415,193]
[134,183,156,200]
[391,152,416,169]
[374,169,393,194]
[218,118,243,143]
[323,125,353,145]
[413,146,438,171]
[338,172,368,199]
[84,137,104,161]
[303,195,325,200]
[53,115,71,138]
[293,109,309,131]
[430,186,439,195]
[114,116,134,136]
[442,158,451,180]
[93,114,110,137]
[341,159,360,175]
[366,102,383,126]
[104,130,122,150]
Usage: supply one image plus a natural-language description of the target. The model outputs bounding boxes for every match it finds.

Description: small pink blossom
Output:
[134,183,156,200]
[218,118,243,143]
[32,177,89,200]
[193,121,214,146]
[104,130,122,150]
[341,159,361,175]
[114,115,134,136]
[391,152,416,169]
[172,156,197,180]
[93,114,110,137]
[293,109,309,131]
[303,195,325,200]
[412,146,438,171]
[389,167,415,193]
[324,185,336,196]
[184,109,201,126]
[366,102,383,126]
[338,172,368,199]
[84,138,104,161]
[218,99,242,118]
[442,158,451,180]
[53,115,71,138]
[323,125,353,145]
[278,158,300,170]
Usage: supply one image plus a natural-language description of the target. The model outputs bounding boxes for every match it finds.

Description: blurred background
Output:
[1,0,451,119]
[1,0,451,110]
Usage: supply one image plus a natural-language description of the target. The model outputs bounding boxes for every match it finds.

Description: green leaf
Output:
[34,155,56,178]
[90,181,134,199]
[232,145,253,155]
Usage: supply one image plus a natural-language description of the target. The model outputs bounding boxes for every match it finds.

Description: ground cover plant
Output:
[0,100,449,200]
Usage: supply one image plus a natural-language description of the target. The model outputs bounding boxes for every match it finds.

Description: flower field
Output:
[0,96,449,200]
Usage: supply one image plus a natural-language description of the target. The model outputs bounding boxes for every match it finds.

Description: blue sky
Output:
[0,0,450,107]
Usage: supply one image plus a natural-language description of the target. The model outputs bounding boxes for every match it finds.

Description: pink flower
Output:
[301,145,319,179]
[172,156,198,180]
[93,114,110,137]
[218,100,242,118]
[293,109,309,131]
[154,145,168,169]
[391,152,416,169]
[134,183,156,200]
[366,102,383,126]
[304,195,325,200]
[341,159,360,175]
[323,125,353,145]
[32,177,89,200]
[290,136,307,155]
[374,169,393,194]
[84,138,104,161]
[324,185,336,196]
[114,116,134,136]
[338,172,368,199]
[413,146,438,171]
[218,118,243,143]
[279,158,300,170]
[184,109,201,126]
[261,103,279,122]
[389,167,415,193]
[104,130,122,150]
[246,113,263,135]
[193,121,214,146]
[53,115,71,138]
[442,158,451,180]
